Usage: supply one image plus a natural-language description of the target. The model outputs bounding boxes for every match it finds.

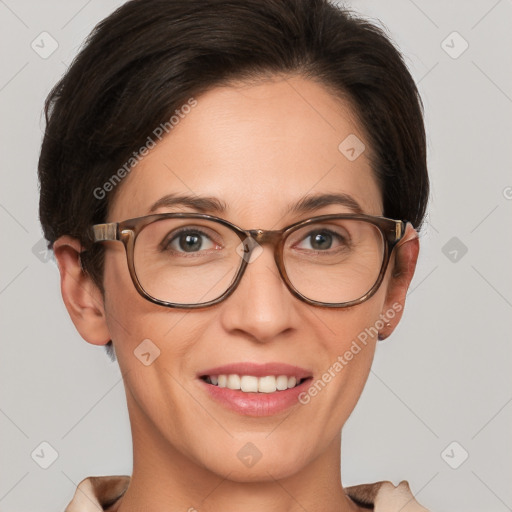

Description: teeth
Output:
[258,376,275,393]
[241,375,258,392]
[276,375,288,390]
[204,374,303,393]
[227,374,241,390]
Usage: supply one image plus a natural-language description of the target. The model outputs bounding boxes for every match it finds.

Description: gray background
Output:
[1,0,511,510]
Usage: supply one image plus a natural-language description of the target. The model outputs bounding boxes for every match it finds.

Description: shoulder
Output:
[345,480,431,511]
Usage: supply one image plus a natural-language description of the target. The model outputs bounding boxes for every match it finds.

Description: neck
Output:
[117,393,362,512]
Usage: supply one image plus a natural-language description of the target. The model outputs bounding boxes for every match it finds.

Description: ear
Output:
[53,235,111,346]
[378,223,420,341]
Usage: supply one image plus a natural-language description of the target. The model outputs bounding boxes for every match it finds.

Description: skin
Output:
[53,75,419,512]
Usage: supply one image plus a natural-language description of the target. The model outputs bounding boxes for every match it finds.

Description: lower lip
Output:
[198,378,313,417]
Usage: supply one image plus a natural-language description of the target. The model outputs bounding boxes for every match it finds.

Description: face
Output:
[93,75,412,481]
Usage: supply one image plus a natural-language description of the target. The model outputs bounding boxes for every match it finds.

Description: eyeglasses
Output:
[86,213,407,309]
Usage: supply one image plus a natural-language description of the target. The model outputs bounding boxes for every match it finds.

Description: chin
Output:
[217,457,305,483]
[194,437,312,483]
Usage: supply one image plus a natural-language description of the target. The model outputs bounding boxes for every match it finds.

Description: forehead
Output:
[108,75,382,224]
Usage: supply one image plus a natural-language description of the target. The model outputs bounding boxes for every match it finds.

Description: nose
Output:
[218,242,297,343]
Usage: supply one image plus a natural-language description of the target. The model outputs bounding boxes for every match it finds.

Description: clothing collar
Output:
[64,475,430,512]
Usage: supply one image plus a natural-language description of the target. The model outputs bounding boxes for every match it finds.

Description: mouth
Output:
[196,362,313,416]
[200,374,309,393]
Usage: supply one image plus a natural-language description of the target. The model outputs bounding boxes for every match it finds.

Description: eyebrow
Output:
[148,193,228,214]
[290,192,363,215]
[147,192,364,215]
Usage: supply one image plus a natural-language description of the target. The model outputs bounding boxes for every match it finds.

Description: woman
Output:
[38,0,430,510]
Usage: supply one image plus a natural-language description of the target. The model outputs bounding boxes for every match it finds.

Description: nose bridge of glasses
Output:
[246,229,283,248]
[241,229,287,289]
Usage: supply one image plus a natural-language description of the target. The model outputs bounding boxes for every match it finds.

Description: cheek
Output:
[316,289,385,357]
[100,256,201,443]
[101,248,176,362]
[102,250,143,343]
[303,291,386,415]
[101,248,207,388]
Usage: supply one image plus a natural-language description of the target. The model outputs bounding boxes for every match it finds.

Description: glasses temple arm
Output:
[90,222,119,242]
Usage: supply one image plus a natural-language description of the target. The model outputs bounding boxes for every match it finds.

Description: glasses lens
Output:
[282,219,385,304]
[133,218,243,305]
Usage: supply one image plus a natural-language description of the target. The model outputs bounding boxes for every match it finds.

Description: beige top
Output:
[64,475,431,511]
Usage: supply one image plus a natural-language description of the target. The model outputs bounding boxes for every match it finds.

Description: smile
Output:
[201,374,306,393]
[197,362,313,416]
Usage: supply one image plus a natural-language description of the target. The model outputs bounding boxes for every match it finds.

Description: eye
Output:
[291,227,350,252]
[163,227,220,254]
[293,228,350,252]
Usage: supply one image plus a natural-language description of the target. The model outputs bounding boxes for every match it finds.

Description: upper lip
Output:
[198,362,312,380]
